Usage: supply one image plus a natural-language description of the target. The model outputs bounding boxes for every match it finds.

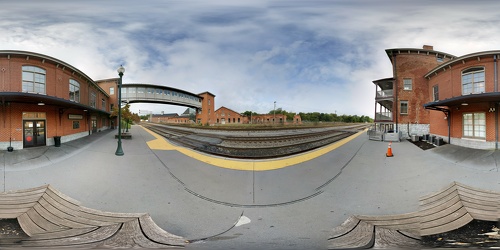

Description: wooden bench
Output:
[115,133,132,139]
[0,185,186,248]
[329,182,500,249]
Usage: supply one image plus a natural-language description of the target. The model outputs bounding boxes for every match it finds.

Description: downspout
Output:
[392,53,398,132]
[495,55,498,149]
[447,111,451,145]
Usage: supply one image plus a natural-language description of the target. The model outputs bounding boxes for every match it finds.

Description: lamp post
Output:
[115,65,125,156]
[273,101,276,124]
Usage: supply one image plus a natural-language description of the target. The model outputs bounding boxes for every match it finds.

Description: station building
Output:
[374,45,500,149]
[0,51,213,150]
[215,106,247,124]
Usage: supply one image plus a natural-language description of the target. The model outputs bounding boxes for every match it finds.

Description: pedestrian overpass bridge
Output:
[121,83,202,110]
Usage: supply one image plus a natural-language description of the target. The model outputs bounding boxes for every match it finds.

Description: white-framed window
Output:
[69,79,80,102]
[463,112,486,139]
[400,101,408,114]
[90,92,96,108]
[433,85,439,101]
[110,87,114,95]
[462,67,485,94]
[403,78,412,90]
[22,66,46,94]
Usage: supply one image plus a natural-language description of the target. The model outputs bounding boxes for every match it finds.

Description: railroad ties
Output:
[142,123,366,159]
[0,185,186,248]
[328,182,500,249]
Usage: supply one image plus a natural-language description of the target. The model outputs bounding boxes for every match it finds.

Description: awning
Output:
[0,92,111,115]
[424,92,500,111]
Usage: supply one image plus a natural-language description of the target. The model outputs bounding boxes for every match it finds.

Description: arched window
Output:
[69,79,80,102]
[462,67,485,94]
[22,66,46,94]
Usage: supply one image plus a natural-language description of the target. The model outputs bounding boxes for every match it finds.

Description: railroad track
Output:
[142,123,365,159]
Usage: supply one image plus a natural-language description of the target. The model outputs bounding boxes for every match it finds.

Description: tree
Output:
[242,111,258,116]
[121,104,133,133]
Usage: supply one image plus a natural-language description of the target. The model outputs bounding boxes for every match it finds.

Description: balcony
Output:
[375,112,393,121]
[376,89,393,99]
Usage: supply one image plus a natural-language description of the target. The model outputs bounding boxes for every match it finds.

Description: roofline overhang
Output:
[198,91,216,97]
[425,50,500,78]
[0,92,111,115]
[385,48,456,63]
[123,83,199,97]
[424,92,500,110]
[373,77,394,84]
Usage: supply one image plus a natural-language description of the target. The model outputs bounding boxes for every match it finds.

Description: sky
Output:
[1,0,500,116]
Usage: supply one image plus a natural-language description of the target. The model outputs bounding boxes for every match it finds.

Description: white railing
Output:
[376,89,393,98]
[375,112,392,120]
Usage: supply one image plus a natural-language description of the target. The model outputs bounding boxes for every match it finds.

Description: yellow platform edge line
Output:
[142,126,365,171]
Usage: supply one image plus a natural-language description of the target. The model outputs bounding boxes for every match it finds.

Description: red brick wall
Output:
[196,92,215,125]
[0,52,112,147]
[151,116,191,124]
[393,52,445,125]
[430,57,495,100]
[214,107,245,124]
[428,55,497,142]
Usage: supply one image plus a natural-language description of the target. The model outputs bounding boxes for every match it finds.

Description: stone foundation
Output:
[397,124,430,139]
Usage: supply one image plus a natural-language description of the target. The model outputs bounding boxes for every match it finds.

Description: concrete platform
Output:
[0,125,499,249]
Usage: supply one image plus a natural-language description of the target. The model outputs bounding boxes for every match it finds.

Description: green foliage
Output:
[299,112,373,123]
[242,111,259,116]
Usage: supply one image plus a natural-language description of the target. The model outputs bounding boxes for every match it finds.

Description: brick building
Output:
[250,114,302,125]
[0,51,114,150]
[0,50,215,150]
[215,106,247,124]
[151,113,191,124]
[375,45,500,149]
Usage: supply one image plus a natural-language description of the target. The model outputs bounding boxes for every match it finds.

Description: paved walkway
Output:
[0,125,499,249]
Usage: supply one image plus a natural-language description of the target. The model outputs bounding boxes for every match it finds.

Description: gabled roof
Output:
[215,106,242,115]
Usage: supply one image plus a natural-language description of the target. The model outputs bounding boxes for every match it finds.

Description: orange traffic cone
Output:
[386,142,394,157]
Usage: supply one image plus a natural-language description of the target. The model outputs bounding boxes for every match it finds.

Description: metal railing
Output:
[376,89,393,98]
[375,112,392,120]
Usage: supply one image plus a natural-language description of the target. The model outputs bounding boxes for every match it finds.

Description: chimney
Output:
[423,45,433,50]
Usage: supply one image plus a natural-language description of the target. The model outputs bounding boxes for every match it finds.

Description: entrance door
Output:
[23,120,46,147]
[91,117,97,133]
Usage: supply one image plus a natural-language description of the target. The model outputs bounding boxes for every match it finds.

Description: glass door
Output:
[23,120,46,147]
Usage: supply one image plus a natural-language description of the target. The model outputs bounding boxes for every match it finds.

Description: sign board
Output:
[68,114,83,120]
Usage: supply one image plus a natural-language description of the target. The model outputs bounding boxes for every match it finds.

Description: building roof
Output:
[197,91,216,97]
[425,50,500,78]
[385,47,456,64]
[124,83,198,96]
[215,106,242,115]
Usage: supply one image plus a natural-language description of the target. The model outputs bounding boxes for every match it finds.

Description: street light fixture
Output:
[115,65,125,156]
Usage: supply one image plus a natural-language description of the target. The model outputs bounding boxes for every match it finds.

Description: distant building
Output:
[250,114,302,125]
[215,106,247,124]
[374,45,500,149]
[151,113,191,124]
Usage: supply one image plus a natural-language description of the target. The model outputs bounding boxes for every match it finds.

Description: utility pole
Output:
[273,101,276,124]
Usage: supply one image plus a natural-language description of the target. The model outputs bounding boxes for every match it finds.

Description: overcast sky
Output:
[1,0,499,116]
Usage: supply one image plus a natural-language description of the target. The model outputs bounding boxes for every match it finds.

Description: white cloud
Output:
[3,0,500,116]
